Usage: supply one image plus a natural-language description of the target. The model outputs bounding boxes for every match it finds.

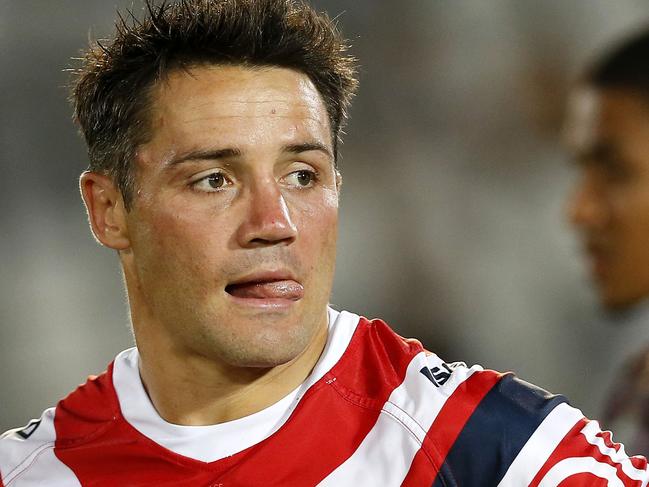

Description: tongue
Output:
[227,280,304,300]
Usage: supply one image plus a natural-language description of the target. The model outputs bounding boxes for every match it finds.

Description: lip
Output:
[589,255,607,280]
[224,269,303,308]
[227,269,299,286]
[225,295,300,309]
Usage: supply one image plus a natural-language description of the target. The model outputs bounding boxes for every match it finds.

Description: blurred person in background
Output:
[1,0,649,485]
[566,28,649,455]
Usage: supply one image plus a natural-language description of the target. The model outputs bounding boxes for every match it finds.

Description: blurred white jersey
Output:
[1,308,648,486]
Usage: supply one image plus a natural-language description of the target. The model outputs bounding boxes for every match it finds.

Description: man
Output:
[566,29,649,457]
[0,1,646,485]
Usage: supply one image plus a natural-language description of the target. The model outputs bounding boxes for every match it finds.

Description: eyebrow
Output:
[577,142,622,167]
[589,143,616,160]
[167,147,242,166]
[166,141,333,167]
[282,142,333,159]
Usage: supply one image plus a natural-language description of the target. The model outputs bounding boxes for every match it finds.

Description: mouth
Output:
[224,271,304,307]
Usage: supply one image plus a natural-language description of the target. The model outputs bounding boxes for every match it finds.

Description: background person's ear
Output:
[79,171,131,250]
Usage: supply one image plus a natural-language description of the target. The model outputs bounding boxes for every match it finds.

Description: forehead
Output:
[564,87,649,153]
[144,64,332,156]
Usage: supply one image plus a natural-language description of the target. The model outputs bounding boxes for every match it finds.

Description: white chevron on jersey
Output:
[580,421,648,484]
[539,457,624,486]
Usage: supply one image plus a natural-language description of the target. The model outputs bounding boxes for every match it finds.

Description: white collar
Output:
[112,307,360,462]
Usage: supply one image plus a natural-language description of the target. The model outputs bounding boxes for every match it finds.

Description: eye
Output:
[207,173,225,189]
[192,172,230,192]
[285,169,317,188]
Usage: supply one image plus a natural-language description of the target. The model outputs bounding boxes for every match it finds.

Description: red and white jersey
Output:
[1,308,648,486]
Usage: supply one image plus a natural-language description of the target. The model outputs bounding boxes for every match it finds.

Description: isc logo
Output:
[420,363,453,387]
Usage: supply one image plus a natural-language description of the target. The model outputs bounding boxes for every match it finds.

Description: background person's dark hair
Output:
[71,0,358,209]
[585,27,649,94]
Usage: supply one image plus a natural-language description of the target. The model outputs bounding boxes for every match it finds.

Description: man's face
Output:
[566,87,649,310]
[122,65,339,367]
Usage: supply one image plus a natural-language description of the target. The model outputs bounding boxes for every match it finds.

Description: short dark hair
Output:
[585,27,649,94]
[71,0,358,209]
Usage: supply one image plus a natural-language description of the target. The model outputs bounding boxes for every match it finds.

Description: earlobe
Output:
[335,170,342,192]
[79,171,131,250]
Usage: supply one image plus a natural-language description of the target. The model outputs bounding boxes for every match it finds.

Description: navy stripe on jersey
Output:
[432,373,567,487]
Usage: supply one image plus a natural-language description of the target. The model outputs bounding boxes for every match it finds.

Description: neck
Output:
[134,315,329,426]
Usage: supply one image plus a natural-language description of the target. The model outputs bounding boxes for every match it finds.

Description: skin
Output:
[566,87,649,311]
[80,65,341,425]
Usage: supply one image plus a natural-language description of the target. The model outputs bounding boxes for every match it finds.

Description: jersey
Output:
[1,308,648,486]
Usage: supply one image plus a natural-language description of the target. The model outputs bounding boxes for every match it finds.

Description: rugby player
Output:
[566,28,649,457]
[1,1,647,485]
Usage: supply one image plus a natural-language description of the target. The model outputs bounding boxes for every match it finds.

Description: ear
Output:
[79,171,131,250]
[335,169,342,192]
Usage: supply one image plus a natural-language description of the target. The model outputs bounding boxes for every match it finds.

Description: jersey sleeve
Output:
[404,357,649,487]
[499,402,649,486]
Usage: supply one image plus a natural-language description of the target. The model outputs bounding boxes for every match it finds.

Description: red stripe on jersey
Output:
[401,452,437,487]
[52,364,215,486]
[0,474,4,487]
[401,369,502,486]
[556,474,612,486]
[52,318,423,486]
[529,418,647,486]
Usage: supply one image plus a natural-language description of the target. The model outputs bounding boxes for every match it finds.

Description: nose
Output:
[567,172,608,231]
[236,180,297,248]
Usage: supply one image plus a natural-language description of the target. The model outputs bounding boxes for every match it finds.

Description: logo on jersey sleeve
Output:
[15,419,42,439]
[420,363,453,387]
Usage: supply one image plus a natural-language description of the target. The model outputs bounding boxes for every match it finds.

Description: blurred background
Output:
[2,0,649,432]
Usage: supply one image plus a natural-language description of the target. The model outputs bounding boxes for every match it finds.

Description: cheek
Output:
[132,200,230,272]
[608,189,649,271]
[294,196,339,278]
[611,185,649,229]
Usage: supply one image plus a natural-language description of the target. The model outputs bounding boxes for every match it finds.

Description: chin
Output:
[223,344,305,369]
[206,322,315,368]
[600,290,645,316]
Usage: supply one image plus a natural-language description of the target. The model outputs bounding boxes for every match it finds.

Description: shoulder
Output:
[333,315,649,484]
[337,316,565,423]
[0,367,118,486]
[340,316,427,375]
[327,316,427,401]
[53,366,120,445]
